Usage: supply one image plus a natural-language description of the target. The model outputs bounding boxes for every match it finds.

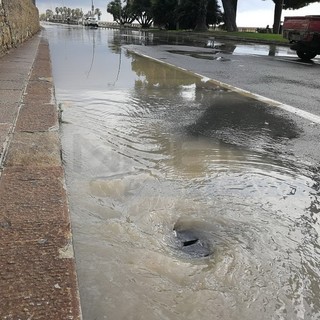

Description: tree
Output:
[43,6,83,22]
[46,9,54,21]
[59,7,64,20]
[107,0,136,24]
[194,0,208,31]
[152,0,177,30]
[95,8,102,20]
[175,0,221,30]
[207,0,223,27]
[221,0,238,31]
[131,0,154,28]
[153,0,222,31]
[67,7,72,19]
[176,0,198,29]
[284,0,320,9]
[107,0,122,23]
[272,0,283,34]
[40,13,47,21]
[75,8,83,20]
[62,6,68,21]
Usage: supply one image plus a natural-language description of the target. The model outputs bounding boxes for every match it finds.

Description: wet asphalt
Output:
[126,41,320,116]
[1,25,319,319]
[125,41,320,171]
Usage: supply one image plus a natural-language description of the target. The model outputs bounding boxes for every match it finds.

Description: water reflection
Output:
[168,43,294,61]
[98,26,295,58]
[44,25,320,320]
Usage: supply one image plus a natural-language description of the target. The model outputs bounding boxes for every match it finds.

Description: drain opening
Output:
[183,239,199,247]
[173,223,213,258]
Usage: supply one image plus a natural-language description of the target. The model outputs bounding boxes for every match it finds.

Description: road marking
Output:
[127,48,320,125]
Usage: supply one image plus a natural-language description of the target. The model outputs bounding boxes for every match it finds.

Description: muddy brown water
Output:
[44,24,320,320]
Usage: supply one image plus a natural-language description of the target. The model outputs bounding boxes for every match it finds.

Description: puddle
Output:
[168,49,231,61]
[114,28,297,58]
[167,43,296,60]
[44,24,320,320]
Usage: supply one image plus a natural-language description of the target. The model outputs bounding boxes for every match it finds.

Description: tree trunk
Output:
[194,0,208,32]
[231,0,238,13]
[273,0,283,34]
[221,0,238,32]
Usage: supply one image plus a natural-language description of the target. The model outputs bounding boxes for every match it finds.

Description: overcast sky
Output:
[36,0,320,27]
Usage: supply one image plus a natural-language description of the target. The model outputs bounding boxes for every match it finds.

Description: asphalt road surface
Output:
[44,25,320,319]
[126,41,320,167]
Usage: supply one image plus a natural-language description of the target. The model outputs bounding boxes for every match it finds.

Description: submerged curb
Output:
[0,34,82,319]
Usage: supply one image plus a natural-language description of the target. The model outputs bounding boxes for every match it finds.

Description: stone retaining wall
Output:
[0,0,40,56]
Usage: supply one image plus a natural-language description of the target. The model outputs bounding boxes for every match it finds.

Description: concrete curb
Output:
[0,34,82,319]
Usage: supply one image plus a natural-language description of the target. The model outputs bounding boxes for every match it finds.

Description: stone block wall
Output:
[0,0,40,56]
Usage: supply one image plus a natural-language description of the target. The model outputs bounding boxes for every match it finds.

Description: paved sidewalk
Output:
[0,33,82,319]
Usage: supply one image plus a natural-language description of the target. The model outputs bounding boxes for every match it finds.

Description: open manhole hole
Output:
[172,220,214,258]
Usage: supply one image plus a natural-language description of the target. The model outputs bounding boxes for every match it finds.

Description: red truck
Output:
[283,15,320,60]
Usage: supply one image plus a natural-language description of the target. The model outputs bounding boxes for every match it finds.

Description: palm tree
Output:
[59,7,64,20]
[95,8,102,20]
[76,8,83,20]
[55,7,60,20]
[62,6,68,21]
[67,7,72,19]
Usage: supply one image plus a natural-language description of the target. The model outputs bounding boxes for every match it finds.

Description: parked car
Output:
[84,17,99,28]
[283,15,320,60]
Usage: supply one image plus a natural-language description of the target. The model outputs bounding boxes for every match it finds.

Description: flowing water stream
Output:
[44,24,320,320]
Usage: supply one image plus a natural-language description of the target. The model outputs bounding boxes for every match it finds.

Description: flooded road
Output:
[44,24,320,320]
[120,30,296,58]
